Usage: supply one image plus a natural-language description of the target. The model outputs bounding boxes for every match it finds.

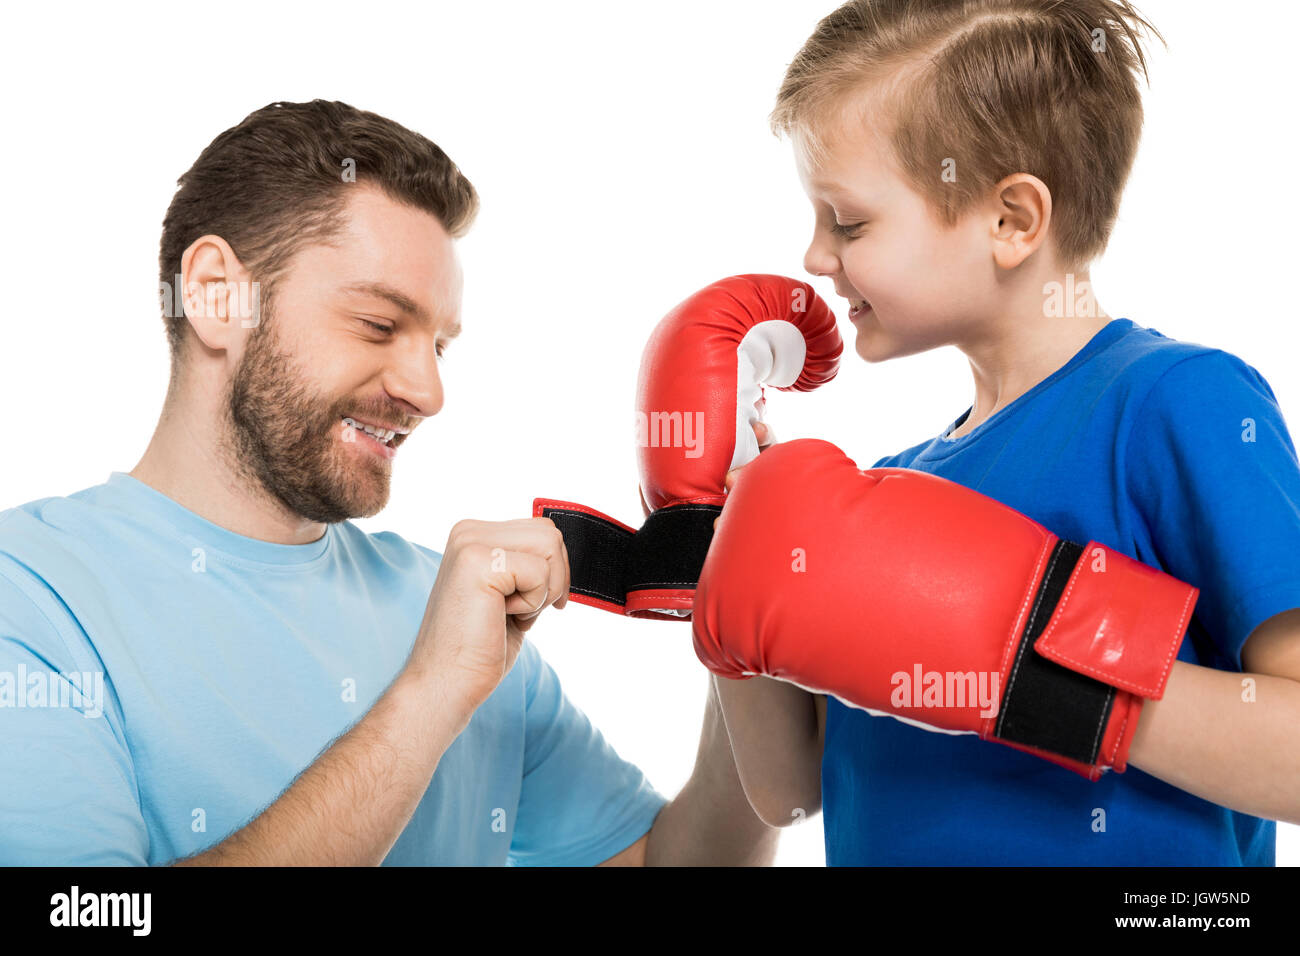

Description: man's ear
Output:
[180,235,259,354]
[989,174,1052,271]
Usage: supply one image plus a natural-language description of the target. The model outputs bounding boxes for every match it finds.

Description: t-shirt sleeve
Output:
[508,641,667,866]
[1125,350,1300,670]
[0,565,150,864]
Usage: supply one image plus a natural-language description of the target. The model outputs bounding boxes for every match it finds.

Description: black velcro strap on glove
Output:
[994,539,1117,765]
[536,502,721,613]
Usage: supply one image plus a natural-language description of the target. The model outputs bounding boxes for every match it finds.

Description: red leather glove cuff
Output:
[994,539,1197,775]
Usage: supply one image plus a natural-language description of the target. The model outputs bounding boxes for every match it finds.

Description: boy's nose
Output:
[803,234,839,279]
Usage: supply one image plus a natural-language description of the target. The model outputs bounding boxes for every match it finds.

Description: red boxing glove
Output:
[535,275,841,620]
[692,439,1198,780]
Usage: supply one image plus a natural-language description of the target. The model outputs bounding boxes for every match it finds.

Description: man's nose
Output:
[387,335,445,419]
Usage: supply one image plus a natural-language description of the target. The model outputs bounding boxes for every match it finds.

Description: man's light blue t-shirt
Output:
[0,474,667,865]
[823,318,1300,866]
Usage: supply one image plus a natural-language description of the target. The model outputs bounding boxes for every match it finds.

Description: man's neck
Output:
[129,399,326,546]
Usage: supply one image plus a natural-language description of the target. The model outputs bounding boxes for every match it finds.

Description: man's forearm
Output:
[644,675,780,866]
[174,665,472,866]
[1129,660,1300,824]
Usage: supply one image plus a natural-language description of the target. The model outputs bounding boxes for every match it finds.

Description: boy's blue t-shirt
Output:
[0,474,667,865]
[823,318,1300,866]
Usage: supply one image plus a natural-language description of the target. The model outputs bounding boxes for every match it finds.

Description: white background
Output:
[1,0,1296,865]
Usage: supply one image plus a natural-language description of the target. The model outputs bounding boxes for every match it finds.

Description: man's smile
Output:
[340,416,407,459]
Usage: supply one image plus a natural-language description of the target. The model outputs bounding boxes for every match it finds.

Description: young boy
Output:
[711,0,1300,864]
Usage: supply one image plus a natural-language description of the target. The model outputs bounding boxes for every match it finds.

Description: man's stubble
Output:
[223,294,392,525]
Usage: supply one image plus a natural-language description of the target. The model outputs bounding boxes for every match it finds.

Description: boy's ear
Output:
[990,173,1052,270]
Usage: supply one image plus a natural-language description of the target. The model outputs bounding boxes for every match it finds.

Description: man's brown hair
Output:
[770,0,1164,271]
[158,99,478,374]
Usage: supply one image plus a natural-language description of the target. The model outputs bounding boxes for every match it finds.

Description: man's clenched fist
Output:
[410,517,570,722]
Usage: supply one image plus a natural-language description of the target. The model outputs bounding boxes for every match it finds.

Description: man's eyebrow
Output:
[342,281,460,337]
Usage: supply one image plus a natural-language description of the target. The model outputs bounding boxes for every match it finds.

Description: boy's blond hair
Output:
[772,0,1164,271]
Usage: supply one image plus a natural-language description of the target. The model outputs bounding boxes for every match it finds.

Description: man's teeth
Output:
[342,417,396,444]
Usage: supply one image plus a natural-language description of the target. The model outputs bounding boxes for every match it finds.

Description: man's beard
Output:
[223,302,393,524]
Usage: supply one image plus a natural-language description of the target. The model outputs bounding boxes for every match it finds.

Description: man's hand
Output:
[411,517,571,720]
[176,517,572,866]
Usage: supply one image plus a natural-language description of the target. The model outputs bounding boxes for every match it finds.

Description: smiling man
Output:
[0,100,774,866]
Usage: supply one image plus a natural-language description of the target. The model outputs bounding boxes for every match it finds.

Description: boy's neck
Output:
[950,275,1113,439]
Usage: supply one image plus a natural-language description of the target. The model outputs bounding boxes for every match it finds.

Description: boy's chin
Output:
[853,322,937,363]
[853,329,900,364]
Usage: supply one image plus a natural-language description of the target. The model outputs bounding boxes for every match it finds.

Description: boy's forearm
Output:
[644,676,780,865]
[708,673,821,828]
[174,666,472,866]
[1128,660,1300,824]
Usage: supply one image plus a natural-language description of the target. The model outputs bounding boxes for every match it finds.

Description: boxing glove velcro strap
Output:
[994,538,1197,766]
[994,540,1116,765]
[533,498,721,617]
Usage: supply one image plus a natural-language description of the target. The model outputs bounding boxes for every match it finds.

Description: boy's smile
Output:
[793,105,1000,365]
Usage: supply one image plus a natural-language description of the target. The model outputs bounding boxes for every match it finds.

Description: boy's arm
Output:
[709,675,825,828]
[1120,352,1300,823]
[632,675,783,865]
[639,421,822,835]
[1128,608,1300,824]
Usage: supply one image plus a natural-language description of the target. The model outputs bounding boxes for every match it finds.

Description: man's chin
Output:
[330,450,393,518]
[257,446,393,525]
[344,498,388,520]
[303,482,390,523]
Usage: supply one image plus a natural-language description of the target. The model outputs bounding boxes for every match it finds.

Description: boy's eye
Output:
[830,220,866,239]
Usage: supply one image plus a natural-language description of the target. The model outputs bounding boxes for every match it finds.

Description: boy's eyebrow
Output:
[341,280,461,338]
[810,180,849,196]
[814,183,873,204]
[811,181,878,213]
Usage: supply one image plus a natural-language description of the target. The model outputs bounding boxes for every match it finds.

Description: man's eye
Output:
[830,221,865,239]
[436,342,447,359]
[361,320,394,335]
